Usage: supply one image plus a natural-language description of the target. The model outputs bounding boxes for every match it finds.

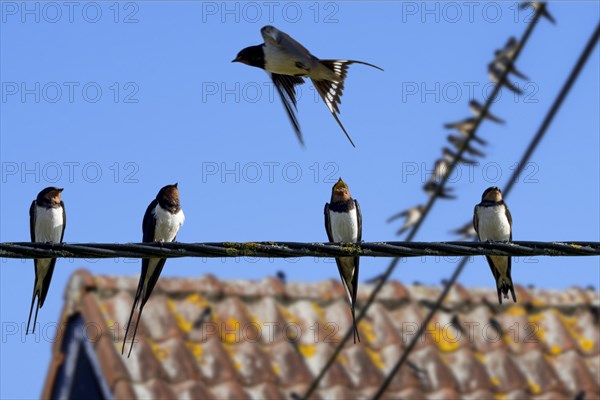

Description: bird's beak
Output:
[57,188,64,192]
[173,182,178,188]
[232,56,241,63]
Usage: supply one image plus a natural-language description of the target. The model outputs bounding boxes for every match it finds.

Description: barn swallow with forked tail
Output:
[423,181,456,199]
[122,183,185,357]
[469,100,505,124]
[492,55,529,81]
[447,135,486,158]
[444,117,488,146]
[520,1,556,24]
[325,178,362,343]
[233,25,383,147]
[488,63,523,95]
[473,186,516,304]
[443,147,478,165]
[27,187,66,334]
[450,221,477,240]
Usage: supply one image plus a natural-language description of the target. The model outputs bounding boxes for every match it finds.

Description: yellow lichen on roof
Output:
[506,305,526,317]
[359,320,376,343]
[428,322,460,352]
[490,376,501,386]
[550,344,562,355]
[528,379,541,394]
[475,352,485,363]
[558,312,596,352]
[149,339,171,362]
[185,341,203,362]
[271,362,280,377]
[219,317,241,344]
[338,353,349,366]
[365,347,385,370]
[311,303,325,320]
[298,344,316,358]
[580,338,595,352]
[278,306,297,324]
[186,293,208,307]
[167,299,193,333]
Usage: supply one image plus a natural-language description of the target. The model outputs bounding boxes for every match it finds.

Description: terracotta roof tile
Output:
[551,350,600,395]
[514,348,566,395]
[42,270,600,399]
[480,348,528,392]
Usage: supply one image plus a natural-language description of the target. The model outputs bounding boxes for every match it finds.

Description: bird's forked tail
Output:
[312,60,383,147]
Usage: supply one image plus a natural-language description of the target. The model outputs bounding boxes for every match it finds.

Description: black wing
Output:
[29,200,36,243]
[142,199,158,243]
[140,198,161,304]
[473,205,480,240]
[324,203,334,242]
[505,204,515,302]
[271,73,306,145]
[354,200,362,242]
[60,201,66,243]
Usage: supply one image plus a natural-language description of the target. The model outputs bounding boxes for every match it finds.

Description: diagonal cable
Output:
[372,20,600,400]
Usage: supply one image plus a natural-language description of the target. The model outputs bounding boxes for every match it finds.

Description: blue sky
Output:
[1,1,599,398]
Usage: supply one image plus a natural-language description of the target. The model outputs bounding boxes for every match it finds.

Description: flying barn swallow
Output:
[324,178,362,343]
[233,25,383,147]
[473,187,516,304]
[122,183,185,357]
[28,187,66,334]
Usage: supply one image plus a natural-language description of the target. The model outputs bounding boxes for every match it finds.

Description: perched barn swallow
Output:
[27,187,66,334]
[430,158,451,183]
[444,117,487,146]
[122,183,185,357]
[520,1,556,24]
[473,186,516,304]
[233,25,383,147]
[491,56,529,81]
[495,37,519,61]
[443,147,478,165]
[324,178,362,343]
[447,135,486,157]
[488,63,523,95]
[450,221,477,240]
[469,100,505,124]
[423,181,456,199]
[387,205,424,236]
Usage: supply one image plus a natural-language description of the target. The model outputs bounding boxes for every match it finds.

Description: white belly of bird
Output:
[34,205,64,280]
[329,209,359,243]
[153,205,185,242]
[35,206,64,243]
[477,205,511,241]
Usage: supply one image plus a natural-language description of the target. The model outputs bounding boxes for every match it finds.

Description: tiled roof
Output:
[43,269,600,399]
